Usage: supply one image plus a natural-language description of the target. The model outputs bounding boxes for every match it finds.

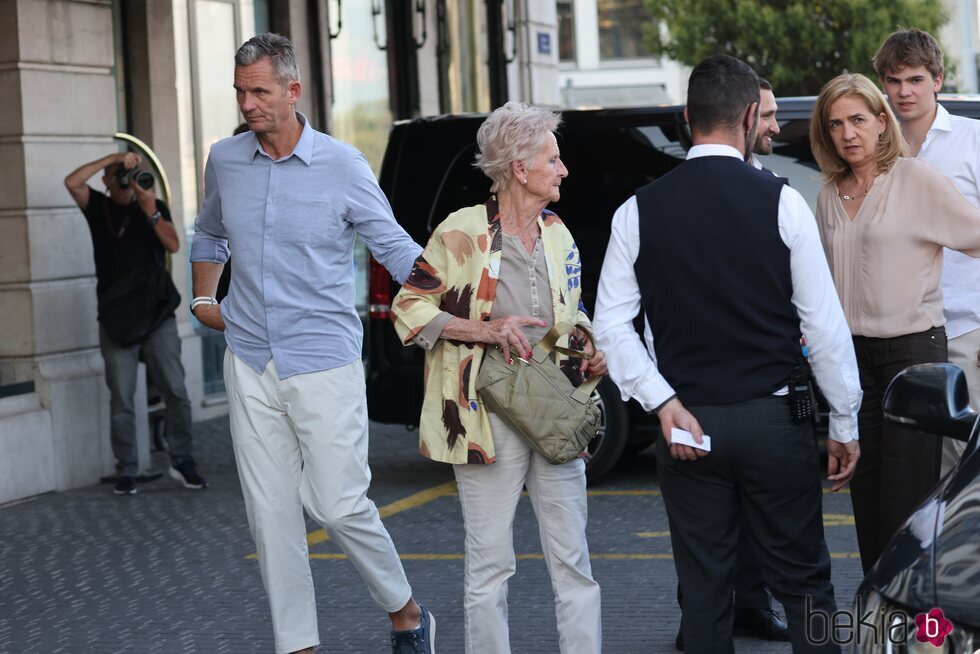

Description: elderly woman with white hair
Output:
[391,102,605,653]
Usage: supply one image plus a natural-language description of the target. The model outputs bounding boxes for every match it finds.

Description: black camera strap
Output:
[100,193,132,240]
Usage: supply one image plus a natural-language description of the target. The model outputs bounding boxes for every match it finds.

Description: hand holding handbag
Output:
[476,323,603,464]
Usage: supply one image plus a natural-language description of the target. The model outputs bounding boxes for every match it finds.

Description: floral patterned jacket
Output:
[391,199,591,465]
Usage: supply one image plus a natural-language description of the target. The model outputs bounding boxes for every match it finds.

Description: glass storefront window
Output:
[253,0,269,33]
[330,3,393,176]
[557,0,576,63]
[330,3,396,319]
[173,0,198,222]
[441,0,490,114]
[598,0,654,60]
[191,0,244,395]
[192,1,242,164]
[175,0,252,396]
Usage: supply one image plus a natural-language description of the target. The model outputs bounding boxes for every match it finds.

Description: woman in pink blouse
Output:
[809,73,980,575]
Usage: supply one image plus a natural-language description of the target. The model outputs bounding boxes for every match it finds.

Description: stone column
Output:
[0,0,118,500]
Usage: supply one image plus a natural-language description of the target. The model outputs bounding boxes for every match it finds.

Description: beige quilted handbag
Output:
[476,323,603,464]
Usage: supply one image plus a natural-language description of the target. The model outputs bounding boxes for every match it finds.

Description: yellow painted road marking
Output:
[307,553,680,561]
[823,514,856,527]
[306,480,458,546]
[590,488,845,496]
[636,513,854,539]
[246,481,459,559]
[587,490,661,496]
[306,552,860,561]
[246,479,855,559]
[589,553,676,560]
[305,485,660,548]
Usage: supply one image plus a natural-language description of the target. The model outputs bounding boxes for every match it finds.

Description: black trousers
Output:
[656,396,838,654]
[731,535,769,608]
[676,532,771,619]
[850,327,946,574]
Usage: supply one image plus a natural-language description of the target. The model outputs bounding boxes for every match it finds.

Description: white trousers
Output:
[942,328,980,476]
[224,352,413,654]
[452,412,602,654]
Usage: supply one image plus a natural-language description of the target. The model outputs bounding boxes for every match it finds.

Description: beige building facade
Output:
[0,0,559,505]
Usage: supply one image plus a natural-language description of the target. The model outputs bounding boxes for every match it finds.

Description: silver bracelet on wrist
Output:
[190,296,218,313]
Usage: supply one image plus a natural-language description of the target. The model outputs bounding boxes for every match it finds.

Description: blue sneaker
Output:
[390,603,436,654]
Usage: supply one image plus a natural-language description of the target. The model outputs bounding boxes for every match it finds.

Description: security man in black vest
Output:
[672,75,793,652]
[594,55,863,653]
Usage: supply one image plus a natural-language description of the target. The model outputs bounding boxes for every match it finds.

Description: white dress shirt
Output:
[593,144,862,443]
[749,154,780,176]
[917,103,980,339]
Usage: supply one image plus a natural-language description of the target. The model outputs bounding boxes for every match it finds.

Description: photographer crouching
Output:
[65,151,207,496]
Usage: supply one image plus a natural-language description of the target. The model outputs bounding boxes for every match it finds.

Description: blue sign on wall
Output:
[537,32,551,55]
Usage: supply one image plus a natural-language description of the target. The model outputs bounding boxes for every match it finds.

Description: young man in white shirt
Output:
[874,28,980,475]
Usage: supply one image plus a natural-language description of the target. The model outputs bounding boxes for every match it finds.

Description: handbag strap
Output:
[530,323,603,402]
[536,323,596,360]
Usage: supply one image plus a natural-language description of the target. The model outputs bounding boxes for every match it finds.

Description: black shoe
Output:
[169,461,208,489]
[733,607,789,641]
[675,624,684,651]
[113,476,137,496]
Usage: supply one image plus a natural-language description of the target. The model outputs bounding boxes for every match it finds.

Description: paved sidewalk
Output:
[0,416,863,653]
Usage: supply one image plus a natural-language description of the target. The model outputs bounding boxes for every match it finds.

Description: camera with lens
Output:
[113,165,155,190]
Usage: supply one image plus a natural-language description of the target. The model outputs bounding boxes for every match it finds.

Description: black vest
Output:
[635,155,801,406]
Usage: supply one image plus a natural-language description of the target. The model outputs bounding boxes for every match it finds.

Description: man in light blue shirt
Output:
[190,33,434,654]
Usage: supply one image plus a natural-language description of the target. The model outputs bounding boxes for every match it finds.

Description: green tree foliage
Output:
[643,0,949,96]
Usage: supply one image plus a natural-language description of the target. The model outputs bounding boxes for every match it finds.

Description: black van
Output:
[365,97,980,481]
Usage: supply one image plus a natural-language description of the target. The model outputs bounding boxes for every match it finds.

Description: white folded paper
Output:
[670,427,712,452]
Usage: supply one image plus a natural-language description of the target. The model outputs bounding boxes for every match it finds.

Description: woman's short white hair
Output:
[474,102,562,193]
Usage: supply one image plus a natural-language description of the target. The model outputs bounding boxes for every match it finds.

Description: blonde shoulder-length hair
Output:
[809,73,908,185]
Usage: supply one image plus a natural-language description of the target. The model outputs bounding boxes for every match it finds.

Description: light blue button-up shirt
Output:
[190,114,421,379]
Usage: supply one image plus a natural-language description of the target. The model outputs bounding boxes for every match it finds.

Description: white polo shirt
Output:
[917,103,980,338]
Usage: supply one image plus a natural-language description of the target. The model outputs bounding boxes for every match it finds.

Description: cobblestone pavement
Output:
[0,416,863,653]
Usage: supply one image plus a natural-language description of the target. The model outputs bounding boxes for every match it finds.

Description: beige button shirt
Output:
[815,157,980,338]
